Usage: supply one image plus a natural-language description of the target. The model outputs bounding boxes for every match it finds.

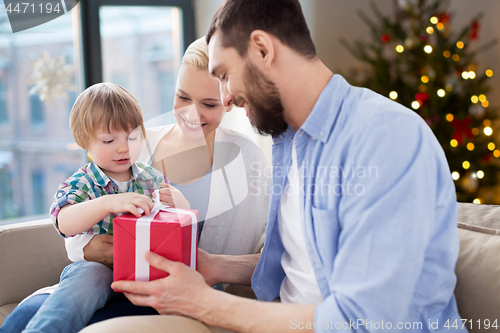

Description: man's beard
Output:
[242,60,288,138]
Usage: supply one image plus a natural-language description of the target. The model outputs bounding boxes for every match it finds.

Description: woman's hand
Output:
[197,248,222,286]
[83,234,114,269]
[155,183,191,209]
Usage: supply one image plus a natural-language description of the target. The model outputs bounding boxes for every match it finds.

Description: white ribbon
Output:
[135,189,197,281]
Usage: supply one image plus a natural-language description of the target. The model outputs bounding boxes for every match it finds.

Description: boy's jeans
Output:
[22,261,113,333]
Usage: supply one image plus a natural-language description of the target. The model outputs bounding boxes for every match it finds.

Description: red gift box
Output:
[113,208,199,282]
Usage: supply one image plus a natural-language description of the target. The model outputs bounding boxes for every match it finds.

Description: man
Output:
[83,0,465,332]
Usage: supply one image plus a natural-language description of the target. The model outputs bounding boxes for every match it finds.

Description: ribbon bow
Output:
[135,189,197,281]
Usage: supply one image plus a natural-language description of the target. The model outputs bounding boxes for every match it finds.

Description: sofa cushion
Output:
[455,203,500,333]
[0,303,18,326]
[458,202,500,229]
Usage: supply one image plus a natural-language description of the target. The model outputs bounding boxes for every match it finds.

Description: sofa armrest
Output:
[0,218,70,309]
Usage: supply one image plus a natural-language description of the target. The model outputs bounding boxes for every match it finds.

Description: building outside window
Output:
[29,88,44,125]
[0,79,7,124]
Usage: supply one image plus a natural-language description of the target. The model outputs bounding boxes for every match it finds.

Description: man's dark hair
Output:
[206,0,316,59]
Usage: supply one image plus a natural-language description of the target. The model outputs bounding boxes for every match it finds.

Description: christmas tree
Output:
[342,0,499,204]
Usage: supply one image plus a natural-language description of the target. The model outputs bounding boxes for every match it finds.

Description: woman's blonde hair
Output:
[181,37,209,70]
[69,83,146,150]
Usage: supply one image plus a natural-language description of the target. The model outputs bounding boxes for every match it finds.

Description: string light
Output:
[467,143,474,151]
[450,139,458,147]
[473,198,481,204]
[494,150,500,158]
[446,114,454,122]
[424,45,433,53]
[437,89,446,97]
[484,126,493,136]
[488,142,496,151]
[472,128,479,135]
[477,170,485,179]
[485,69,493,77]
[462,71,470,79]
[389,91,398,99]
[443,51,451,58]
[451,172,460,180]
[421,75,429,83]
[411,101,421,109]
[479,94,487,102]
[446,84,453,91]
[426,26,434,34]
[452,54,460,61]
[471,95,479,103]
[468,71,476,79]
[456,41,464,49]
[430,16,438,24]
[482,100,489,108]
[462,161,470,169]
[484,119,491,126]
[396,45,404,53]
[436,22,444,30]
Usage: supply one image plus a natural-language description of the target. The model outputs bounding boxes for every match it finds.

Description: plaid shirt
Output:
[50,161,167,238]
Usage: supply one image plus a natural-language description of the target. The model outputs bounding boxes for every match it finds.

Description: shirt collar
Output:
[131,162,156,181]
[299,74,351,143]
[86,161,112,187]
[272,126,296,145]
[86,161,154,188]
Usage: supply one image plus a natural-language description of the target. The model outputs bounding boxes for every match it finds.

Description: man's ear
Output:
[248,30,275,71]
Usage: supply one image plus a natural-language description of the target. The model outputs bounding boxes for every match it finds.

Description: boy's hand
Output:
[155,183,191,209]
[105,193,154,217]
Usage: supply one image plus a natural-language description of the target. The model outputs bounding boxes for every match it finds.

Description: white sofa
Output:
[1,203,499,333]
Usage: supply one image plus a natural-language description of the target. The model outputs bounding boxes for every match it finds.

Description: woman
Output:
[0,37,269,332]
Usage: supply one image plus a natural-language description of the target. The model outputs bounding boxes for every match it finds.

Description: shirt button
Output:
[57,192,63,198]
[312,137,317,141]
[299,132,304,137]
[320,132,326,141]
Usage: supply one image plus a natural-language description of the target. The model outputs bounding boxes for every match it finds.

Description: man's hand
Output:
[105,193,154,217]
[112,252,316,333]
[112,251,214,319]
[83,234,114,269]
[154,183,191,209]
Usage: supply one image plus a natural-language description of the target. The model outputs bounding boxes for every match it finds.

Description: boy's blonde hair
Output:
[69,83,146,150]
[181,37,209,70]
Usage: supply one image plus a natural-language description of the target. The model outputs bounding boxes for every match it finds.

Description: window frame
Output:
[80,0,195,87]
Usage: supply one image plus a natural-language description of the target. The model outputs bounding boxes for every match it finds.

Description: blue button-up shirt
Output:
[252,75,465,332]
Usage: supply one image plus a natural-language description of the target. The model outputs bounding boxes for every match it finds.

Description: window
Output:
[158,71,175,113]
[0,6,85,223]
[30,90,44,125]
[0,168,16,220]
[82,1,195,122]
[0,0,195,224]
[31,171,46,215]
[0,80,7,124]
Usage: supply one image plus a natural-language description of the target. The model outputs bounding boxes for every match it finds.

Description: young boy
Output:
[22,83,182,333]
